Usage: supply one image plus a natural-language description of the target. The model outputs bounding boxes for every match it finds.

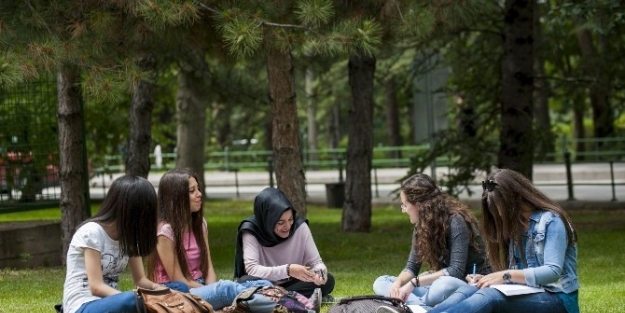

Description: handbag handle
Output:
[135,287,173,313]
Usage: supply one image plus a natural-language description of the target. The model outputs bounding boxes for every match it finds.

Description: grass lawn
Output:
[1,200,624,312]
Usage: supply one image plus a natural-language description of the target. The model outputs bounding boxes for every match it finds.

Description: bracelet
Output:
[416,276,420,287]
[286,264,291,277]
[410,278,417,287]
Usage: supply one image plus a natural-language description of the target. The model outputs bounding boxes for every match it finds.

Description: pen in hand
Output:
[471,263,477,285]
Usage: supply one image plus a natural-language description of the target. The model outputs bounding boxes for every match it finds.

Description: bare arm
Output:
[83,248,121,297]
[156,236,203,288]
[128,257,163,290]
[203,231,217,284]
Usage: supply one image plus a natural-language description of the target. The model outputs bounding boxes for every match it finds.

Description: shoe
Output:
[321,293,335,304]
[308,288,322,313]
[376,306,401,313]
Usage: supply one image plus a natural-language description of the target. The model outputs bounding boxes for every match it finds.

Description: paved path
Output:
[86,162,625,205]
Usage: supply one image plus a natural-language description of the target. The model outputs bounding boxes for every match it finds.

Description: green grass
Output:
[1,201,624,312]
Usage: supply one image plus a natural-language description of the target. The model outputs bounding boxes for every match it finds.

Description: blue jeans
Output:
[190,279,272,310]
[164,281,191,293]
[373,275,466,307]
[76,291,140,313]
[429,285,567,313]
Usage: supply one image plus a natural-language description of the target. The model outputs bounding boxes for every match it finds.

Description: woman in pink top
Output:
[147,168,272,310]
[234,187,335,298]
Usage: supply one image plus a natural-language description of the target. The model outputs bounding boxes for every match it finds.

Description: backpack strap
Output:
[338,295,405,307]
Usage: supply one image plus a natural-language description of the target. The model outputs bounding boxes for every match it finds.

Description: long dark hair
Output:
[147,168,208,281]
[82,175,158,257]
[401,173,481,270]
[481,168,577,270]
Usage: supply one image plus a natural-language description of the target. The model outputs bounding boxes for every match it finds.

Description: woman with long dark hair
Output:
[62,175,165,313]
[147,168,272,310]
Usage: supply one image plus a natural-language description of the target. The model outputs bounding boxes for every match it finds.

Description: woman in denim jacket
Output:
[420,169,579,313]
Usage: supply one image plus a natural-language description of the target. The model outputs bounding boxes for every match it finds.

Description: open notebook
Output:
[490,284,545,296]
[407,305,429,313]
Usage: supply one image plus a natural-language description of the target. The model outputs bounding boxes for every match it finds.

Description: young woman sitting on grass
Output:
[146,168,274,310]
[234,187,335,299]
[373,173,491,309]
[383,169,579,313]
[61,175,183,313]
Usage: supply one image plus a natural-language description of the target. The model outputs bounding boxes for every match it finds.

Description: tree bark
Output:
[328,98,341,150]
[126,55,155,178]
[533,1,554,161]
[499,0,534,179]
[176,48,208,190]
[57,63,89,265]
[265,41,307,217]
[575,28,614,140]
[343,52,375,232]
[384,76,402,159]
[573,99,586,161]
[455,96,477,138]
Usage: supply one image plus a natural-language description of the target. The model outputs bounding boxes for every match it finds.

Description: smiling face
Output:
[400,191,419,224]
[188,177,202,213]
[274,209,294,239]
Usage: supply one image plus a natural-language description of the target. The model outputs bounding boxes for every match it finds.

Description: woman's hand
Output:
[388,280,402,299]
[289,264,317,283]
[389,280,413,301]
[310,264,328,285]
[466,273,484,285]
[475,271,507,288]
[398,282,415,302]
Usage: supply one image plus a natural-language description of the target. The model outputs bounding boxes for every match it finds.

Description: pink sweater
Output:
[242,223,324,283]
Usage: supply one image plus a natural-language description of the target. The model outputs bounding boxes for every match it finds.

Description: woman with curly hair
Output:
[424,169,579,313]
[373,173,490,309]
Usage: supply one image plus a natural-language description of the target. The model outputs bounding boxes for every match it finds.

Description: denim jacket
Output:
[510,210,579,294]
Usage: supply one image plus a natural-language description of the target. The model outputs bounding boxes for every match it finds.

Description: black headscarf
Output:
[234,187,307,279]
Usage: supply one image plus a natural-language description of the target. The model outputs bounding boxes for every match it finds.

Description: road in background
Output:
[87,162,625,205]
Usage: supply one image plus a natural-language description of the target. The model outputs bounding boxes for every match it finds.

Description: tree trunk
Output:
[533,1,554,162]
[455,96,477,138]
[126,55,156,178]
[384,76,402,159]
[575,28,614,140]
[306,65,318,168]
[573,99,586,161]
[176,48,208,190]
[265,41,307,217]
[343,52,375,232]
[328,97,341,150]
[499,0,534,179]
[211,101,232,150]
[57,63,89,265]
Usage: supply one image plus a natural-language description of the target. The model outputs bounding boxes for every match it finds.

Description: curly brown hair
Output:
[401,173,481,270]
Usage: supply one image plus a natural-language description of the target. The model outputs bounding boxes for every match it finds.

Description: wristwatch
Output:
[503,271,512,284]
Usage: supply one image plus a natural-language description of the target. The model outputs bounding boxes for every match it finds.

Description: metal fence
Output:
[0,79,61,212]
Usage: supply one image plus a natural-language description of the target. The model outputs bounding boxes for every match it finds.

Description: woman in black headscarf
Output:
[234,187,335,298]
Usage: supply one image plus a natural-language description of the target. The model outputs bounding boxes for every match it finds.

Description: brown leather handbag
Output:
[135,287,214,313]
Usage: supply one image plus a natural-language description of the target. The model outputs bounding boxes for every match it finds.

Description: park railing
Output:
[2,137,624,214]
[89,136,624,201]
